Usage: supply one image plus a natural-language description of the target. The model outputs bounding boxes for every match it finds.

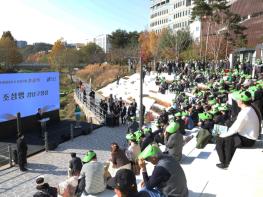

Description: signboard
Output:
[0,72,60,122]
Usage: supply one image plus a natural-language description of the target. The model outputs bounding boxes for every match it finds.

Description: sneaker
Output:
[216,163,228,169]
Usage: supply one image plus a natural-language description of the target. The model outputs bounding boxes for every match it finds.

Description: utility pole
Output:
[128,53,144,128]
[139,56,143,128]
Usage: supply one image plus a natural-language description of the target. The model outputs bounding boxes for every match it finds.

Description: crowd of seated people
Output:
[34,60,262,197]
[153,61,262,170]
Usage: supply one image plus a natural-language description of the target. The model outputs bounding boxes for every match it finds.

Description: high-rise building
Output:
[149,0,200,40]
[170,0,194,31]
[149,0,171,34]
[93,34,111,53]
[150,0,263,44]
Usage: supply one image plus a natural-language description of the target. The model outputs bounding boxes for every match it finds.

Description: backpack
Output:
[75,176,85,197]
[196,129,212,149]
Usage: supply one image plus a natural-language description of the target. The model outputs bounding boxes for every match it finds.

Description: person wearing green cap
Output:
[198,112,214,133]
[216,91,261,169]
[142,127,152,137]
[79,150,106,195]
[164,122,184,161]
[138,145,188,197]
[212,107,228,126]
[126,133,141,163]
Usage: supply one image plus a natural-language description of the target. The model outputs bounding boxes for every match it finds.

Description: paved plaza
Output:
[0,121,262,197]
[0,125,127,197]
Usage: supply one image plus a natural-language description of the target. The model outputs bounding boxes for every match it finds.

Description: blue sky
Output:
[0,0,150,44]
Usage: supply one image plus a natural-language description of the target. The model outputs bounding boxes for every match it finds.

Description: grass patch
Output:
[76,63,130,90]
[59,74,76,120]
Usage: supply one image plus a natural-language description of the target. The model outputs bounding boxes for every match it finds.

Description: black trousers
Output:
[216,134,255,164]
[18,151,27,170]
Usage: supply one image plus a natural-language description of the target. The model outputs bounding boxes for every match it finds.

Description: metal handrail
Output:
[0,144,13,167]
[75,89,107,122]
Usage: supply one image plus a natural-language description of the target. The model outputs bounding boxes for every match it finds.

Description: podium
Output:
[39,118,50,134]
[74,112,82,128]
[38,118,50,151]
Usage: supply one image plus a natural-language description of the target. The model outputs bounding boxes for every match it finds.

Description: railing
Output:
[75,89,106,123]
[0,145,13,168]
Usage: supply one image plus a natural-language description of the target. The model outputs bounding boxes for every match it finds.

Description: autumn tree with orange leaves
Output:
[49,38,66,72]
[138,31,159,63]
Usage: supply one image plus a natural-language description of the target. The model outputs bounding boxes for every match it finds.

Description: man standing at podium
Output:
[36,108,44,137]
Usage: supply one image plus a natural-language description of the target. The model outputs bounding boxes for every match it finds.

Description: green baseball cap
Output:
[134,130,143,142]
[143,127,152,135]
[139,145,161,159]
[181,111,189,117]
[175,112,182,117]
[82,150,96,163]
[248,86,258,98]
[218,106,228,111]
[208,99,216,105]
[232,91,252,102]
[126,133,136,141]
[166,122,180,134]
[218,89,226,94]
[198,112,213,121]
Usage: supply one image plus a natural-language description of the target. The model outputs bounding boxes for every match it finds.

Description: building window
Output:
[186,0,191,6]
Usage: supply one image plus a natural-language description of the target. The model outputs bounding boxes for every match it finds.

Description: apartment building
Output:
[149,0,171,33]
[93,34,111,53]
[149,0,200,40]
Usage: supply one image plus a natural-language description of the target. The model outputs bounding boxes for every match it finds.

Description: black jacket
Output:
[17,137,27,155]
[140,129,163,151]
[69,157,83,173]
